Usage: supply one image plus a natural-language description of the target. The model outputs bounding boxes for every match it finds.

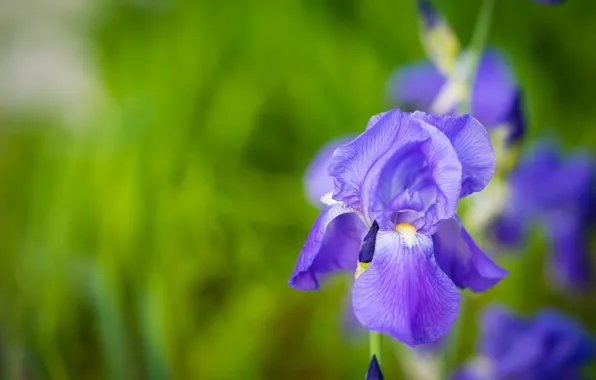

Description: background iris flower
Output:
[3,0,596,378]
[390,1,525,145]
[290,109,507,346]
[453,305,594,380]
[492,142,595,289]
[533,0,565,4]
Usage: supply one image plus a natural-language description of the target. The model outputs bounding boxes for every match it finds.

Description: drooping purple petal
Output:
[289,203,367,290]
[471,49,518,128]
[480,306,545,378]
[388,61,446,111]
[433,216,508,292]
[417,113,495,197]
[352,231,460,346]
[545,212,591,290]
[304,136,355,207]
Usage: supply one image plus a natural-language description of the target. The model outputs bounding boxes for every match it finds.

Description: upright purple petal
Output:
[388,49,521,135]
[329,110,429,219]
[388,61,446,111]
[366,112,389,130]
[351,110,463,233]
[433,216,508,292]
[352,231,460,346]
[471,49,518,128]
[289,203,367,290]
[304,136,355,207]
[418,113,495,197]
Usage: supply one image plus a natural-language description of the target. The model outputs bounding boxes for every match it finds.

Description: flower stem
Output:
[459,0,495,115]
[369,331,382,365]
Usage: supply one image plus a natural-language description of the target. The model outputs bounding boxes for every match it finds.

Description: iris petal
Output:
[304,136,355,207]
[545,212,591,290]
[471,49,518,128]
[418,113,495,197]
[479,306,594,379]
[352,231,460,346]
[534,310,594,374]
[355,111,463,233]
[433,216,508,291]
[366,112,389,130]
[481,306,544,378]
[289,203,367,290]
[329,110,428,218]
[388,61,446,111]
[533,0,564,4]
[388,49,520,133]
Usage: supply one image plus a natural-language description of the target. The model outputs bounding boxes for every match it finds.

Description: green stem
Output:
[459,0,495,114]
[369,331,382,365]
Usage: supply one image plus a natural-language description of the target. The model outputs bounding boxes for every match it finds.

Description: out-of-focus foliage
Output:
[0,0,595,379]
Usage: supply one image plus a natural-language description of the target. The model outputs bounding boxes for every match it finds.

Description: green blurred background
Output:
[1,0,596,378]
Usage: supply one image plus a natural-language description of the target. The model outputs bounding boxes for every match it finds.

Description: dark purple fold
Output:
[433,216,508,291]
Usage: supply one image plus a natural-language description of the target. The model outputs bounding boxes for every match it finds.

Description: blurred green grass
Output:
[1,0,596,379]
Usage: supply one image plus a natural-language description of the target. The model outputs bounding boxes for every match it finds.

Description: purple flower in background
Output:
[290,109,507,346]
[366,355,384,380]
[304,135,355,207]
[390,1,525,144]
[492,142,595,289]
[388,49,525,144]
[453,305,594,380]
[533,0,564,4]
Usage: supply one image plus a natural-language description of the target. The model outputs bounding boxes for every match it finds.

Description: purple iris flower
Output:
[533,0,564,4]
[290,109,507,346]
[453,305,594,380]
[388,49,525,145]
[492,142,595,289]
[366,355,384,380]
[304,135,356,207]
